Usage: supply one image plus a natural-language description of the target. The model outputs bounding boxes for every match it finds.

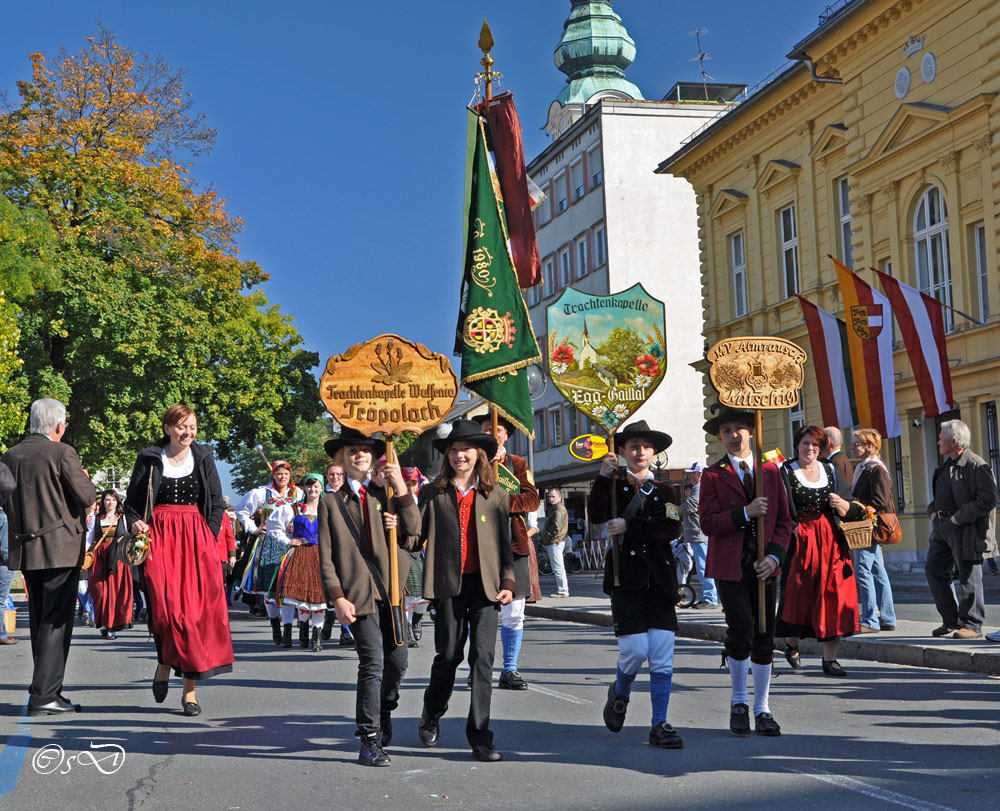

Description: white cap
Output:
[685,461,706,473]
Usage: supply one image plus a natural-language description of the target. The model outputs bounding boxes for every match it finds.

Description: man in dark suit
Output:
[823,426,854,490]
[698,405,792,738]
[1,398,96,716]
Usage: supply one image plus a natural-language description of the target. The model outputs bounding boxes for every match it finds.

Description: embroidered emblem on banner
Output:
[463,307,517,354]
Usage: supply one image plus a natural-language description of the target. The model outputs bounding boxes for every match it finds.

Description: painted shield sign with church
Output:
[546,283,667,435]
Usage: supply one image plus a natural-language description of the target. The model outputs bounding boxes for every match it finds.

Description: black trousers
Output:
[350,601,408,739]
[423,574,499,747]
[24,566,80,705]
[717,556,777,666]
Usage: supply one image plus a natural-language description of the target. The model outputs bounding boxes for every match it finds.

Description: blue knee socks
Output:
[649,672,672,726]
[614,666,637,698]
[501,626,523,673]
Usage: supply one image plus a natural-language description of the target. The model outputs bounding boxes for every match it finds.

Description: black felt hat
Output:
[324,427,386,459]
[703,402,755,436]
[432,419,499,458]
[471,412,516,435]
[612,420,672,454]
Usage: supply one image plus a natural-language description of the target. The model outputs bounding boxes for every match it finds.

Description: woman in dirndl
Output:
[87,489,133,639]
[276,473,327,651]
[125,405,234,716]
[776,425,861,677]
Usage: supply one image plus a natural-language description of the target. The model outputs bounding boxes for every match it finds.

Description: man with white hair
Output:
[679,462,717,608]
[925,419,997,639]
[823,427,853,489]
[1,398,96,714]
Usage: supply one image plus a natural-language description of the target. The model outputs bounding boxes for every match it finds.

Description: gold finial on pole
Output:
[478,19,495,102]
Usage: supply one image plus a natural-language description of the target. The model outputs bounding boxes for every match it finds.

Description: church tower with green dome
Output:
[545,0,644,138]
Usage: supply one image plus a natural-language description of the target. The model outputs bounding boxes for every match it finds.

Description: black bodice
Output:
[156,471,201,506]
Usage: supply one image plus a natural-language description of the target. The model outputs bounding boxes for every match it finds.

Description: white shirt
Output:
[160,449,194,478]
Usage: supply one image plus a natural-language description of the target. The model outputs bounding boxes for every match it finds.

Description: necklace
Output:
[166,447,191,466]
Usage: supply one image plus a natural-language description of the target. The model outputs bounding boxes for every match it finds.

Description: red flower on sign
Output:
[635,354,660,377]
[553,344,575,365]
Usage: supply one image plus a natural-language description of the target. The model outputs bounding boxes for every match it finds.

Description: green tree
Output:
[0,27,319,469]
[597,327,647,384]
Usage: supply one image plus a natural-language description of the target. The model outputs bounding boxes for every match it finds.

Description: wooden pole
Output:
[385,436,405,646]
[491,407,500,478]
[608,427,621,587]
[754,409,766,629]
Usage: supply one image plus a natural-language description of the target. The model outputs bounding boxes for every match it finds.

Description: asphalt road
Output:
[1,606,997,811]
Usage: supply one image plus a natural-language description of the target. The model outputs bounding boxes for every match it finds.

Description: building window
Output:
[526,284,540,307]
[533,410,546,451]
[730,231,747,318]
[549,407,562,446]
[891,436,906,508]
[559,248,571,288]
[838,177,853,268]
[544,258,556,295]
[537,184,551,225]
[975,223,989,322]
[575,236,589,279]
[914,186,952,331]
[589,145,603,187]
[565,406,578,440]
[779,204,799,297]
[571,160,585,201]
[555,171,567,213]
[594,226,607,266]
[789,395,804,447]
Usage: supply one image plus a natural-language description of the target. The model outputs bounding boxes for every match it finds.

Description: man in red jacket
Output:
[698,405,792,738]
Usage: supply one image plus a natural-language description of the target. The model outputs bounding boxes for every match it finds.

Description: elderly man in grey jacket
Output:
[925,419,998,640]
[679,462,717,608]
[1,399,96,714]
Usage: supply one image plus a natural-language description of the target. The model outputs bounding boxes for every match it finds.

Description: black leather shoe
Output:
[880,624,896,632]
[471,744,502,762]
[822,659,847,677]
[603,683,629,733]
[56,693,81,712]
[411,618,423,642]
[649,722,683,748]
[729,703,751,736]
[27,698,79,717]
[754,711,781,736]
[784,645,801,670]
[380,715,392,748]
[182,701,201,717]
[152,680,169,703]
[359,740,391,767]
[418,712,439,746]
[498,670,528,690]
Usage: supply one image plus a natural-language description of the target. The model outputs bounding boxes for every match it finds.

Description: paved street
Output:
[1,595,997,811]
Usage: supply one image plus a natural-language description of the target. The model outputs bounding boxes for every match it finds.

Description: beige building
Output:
[657,0,1000,568]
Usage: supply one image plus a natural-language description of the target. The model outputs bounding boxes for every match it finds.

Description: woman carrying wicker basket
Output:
[776,425,861,677]
[849,428,897,634]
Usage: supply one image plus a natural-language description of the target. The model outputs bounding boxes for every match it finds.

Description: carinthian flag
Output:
[483,92,541,288]
[873,268,954,418]
[795,295,858,429]
[830,256,902,437]
[455,110,541,436]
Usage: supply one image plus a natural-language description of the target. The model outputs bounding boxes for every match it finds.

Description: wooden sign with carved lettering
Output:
[320,335,459,436]
[706,336,807,410]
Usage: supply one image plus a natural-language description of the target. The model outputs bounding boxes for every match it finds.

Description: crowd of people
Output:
[0,397,997,766]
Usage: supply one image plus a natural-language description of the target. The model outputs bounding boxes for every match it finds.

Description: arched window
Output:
[913,186,952,330]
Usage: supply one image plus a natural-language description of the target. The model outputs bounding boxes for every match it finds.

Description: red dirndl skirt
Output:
[778,512,859,641]
[90,541,133,632]
[145,505,234,679]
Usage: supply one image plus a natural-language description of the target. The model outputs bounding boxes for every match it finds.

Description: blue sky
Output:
[3,0,828,495]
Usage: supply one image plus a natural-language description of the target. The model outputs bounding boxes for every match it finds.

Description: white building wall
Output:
[600,102,717,469]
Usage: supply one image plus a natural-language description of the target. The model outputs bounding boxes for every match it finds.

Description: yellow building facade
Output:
[658,0,1000,565]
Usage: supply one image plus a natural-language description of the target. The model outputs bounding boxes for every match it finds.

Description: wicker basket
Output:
[841,519,873,550]
[2,608,15,636]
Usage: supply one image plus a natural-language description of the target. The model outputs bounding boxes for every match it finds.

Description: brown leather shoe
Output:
[952,628,983,639]
[858,625,879,634]
[0,636,18,645]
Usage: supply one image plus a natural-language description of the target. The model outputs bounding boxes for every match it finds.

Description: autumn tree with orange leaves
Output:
[0,27,318,468]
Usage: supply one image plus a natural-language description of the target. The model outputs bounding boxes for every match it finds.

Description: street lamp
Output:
[525,364,548,475]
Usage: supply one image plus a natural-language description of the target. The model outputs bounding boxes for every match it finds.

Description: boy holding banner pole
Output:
[588,421,684,748]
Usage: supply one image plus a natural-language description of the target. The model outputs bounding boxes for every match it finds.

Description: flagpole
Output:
[754,410,766,629]
[479,20,495,106]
